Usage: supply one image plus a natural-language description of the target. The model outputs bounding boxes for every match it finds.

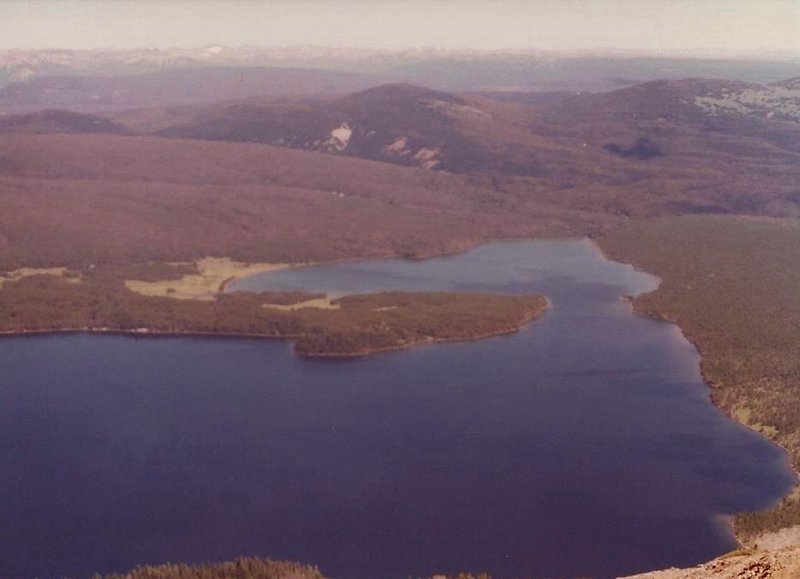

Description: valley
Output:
[2,42,800,578]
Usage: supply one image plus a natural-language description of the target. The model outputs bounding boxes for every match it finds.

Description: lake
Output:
[1,239,795,578]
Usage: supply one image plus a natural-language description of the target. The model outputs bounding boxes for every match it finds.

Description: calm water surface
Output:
[1,240,795,578]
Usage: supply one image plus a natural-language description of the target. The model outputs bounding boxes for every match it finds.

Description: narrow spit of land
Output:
[0,257,546,357]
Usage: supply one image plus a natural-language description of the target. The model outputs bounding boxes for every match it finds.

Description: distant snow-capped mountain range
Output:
[1,46,798,94]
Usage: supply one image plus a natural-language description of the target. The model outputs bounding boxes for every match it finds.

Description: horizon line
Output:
[1,44,799,60]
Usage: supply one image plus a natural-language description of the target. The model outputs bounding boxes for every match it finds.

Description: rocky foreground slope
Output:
[622,527,800,579]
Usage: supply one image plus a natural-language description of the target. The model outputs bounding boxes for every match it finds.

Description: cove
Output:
[1,239,795,578]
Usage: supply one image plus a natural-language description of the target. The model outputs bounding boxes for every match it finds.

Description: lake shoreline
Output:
[0,296,546,358]
[600,220,800,556]
[233,235,799,555]
[2,235,794,578]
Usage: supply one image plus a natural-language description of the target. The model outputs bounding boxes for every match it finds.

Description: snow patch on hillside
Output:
[383,136,412,157]
[695,84,800,121]
[414,147,441,170]
[326,123,352,151]
[423,99,489,118]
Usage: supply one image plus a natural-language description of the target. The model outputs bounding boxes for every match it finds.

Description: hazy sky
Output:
[2,0,799,54]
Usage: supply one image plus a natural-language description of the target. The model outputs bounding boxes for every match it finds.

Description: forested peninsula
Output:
[0,260,546,357]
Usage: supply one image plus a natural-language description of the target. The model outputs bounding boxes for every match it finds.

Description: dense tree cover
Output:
[0,273,545,357]
[295,291,545,356]
[100,557,326,579]
[598,215,800,539]
[0,134,601,272]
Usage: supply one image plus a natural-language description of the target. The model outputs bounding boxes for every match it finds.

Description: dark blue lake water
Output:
[1,240,795,578]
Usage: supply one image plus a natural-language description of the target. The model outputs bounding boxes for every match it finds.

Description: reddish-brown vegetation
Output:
[0,133,603,271]
[112,81,800,221]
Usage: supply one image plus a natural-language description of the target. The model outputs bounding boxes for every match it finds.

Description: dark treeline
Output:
[99,557,326,579]
[97,556,496,579]
[599,215,800,539]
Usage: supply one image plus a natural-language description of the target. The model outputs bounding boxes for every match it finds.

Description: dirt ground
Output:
[621,526,800,579]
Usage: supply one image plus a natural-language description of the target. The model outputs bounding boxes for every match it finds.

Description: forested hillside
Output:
[0,133,600,271]
[599,216,800,538]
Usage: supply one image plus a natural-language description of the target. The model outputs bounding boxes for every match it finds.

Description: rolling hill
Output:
[155,84,494,171]
[2,77,800,272]
[2,77,797,239]
[126,79,800,219]
[0,109,129,135]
